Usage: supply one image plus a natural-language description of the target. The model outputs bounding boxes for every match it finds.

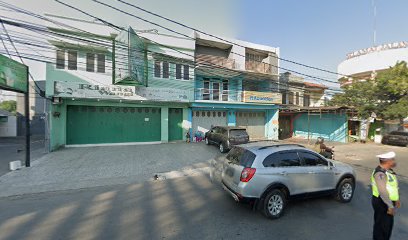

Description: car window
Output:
[230,129,248,137]
[220,128,227,134]
[263,151,301,168]
[298,151,328,166]
[226,147,256,167]
[212,127,219,134]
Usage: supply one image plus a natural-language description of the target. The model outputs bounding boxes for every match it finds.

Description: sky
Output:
[2,0,408,97]
[237,0,408,88]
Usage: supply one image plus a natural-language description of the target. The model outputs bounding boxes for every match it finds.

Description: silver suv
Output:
[220,144,356,219]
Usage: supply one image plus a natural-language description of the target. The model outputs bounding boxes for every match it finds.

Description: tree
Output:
[0,100,17,114]
[330,61,408,130]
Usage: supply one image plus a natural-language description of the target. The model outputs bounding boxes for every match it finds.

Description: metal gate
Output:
[236,111,266,139]
[192,110,227,135]
[66,105,161,145]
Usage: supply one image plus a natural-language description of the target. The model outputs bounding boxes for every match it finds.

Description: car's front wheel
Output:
[335,178,355,203]
[263,189,287,219]
[205,137,210,145]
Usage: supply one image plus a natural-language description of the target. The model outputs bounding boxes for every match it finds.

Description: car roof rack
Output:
[258,144,305,150]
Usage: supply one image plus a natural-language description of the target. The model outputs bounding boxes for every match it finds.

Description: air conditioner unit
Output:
[52,97,63,105]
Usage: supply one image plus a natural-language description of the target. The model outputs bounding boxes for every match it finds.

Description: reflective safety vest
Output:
[371,167,399,201]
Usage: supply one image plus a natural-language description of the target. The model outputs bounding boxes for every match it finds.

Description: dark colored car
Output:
[382,131,408,147]
[205,126,249,153]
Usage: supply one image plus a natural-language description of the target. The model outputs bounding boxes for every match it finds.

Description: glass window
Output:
[183,65,189,80]
[67,50,77,70]
[162,61,169,78]
[230,129,248,137]
[176,64,182,79]
[56,50,65,69]
[86,53,95,72]
[298,151,328,166]
[226,147,256,168]
[203,81,210,100]
[97,54,105,73]
[263,151,301,167]
[154,61,161,78]
[295,92,300,105]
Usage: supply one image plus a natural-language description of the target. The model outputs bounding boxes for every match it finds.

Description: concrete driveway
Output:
[0,142,220,197]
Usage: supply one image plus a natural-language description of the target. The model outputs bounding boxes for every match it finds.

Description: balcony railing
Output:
[195,54,236,69]
[245,61,272,74]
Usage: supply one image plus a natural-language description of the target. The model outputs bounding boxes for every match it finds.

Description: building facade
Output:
[192,32,281,140]
[45,26,284,150]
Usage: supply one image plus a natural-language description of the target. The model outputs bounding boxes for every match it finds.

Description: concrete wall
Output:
[0,116,17,137]
[293,113,348,142]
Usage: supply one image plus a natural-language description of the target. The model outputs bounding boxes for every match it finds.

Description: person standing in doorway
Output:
[371,151,400,240]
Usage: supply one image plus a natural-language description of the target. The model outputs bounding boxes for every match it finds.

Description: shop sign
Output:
[0,54,28,93]
[243,91,281,104]
[54,81,191,102]
[346,41,408,59]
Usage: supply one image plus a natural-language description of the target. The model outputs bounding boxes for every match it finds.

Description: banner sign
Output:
[0,54,28,93]
[114,27,146,86]
[243,91,282,104]
[347,41,408,59]
[54,81,191,102]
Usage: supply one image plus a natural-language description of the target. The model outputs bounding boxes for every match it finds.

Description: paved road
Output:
[0,167,408,240]
[0,136,47,177]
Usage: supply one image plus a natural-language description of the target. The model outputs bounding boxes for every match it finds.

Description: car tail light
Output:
[240,168,256,182]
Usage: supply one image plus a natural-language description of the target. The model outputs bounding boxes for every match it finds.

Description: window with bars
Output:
[86,53,95,72]
[154,61,161,78]
[162,61,169,78]
[183,65,189,80]
[288,92,294,105]
[295,92,300,105]
[176,64,182,79]
[97,54,105,73]
[56,50,65,69]
[67,50,77,70]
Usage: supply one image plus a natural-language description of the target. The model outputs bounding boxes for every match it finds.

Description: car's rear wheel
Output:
[219,142,227,153]
[263,189,286,219]
[335,178,355,203]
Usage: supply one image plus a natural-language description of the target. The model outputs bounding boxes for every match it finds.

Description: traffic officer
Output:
[371,151,400,240]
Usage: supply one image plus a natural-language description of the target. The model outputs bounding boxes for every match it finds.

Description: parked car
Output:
[221,144,356,219]
[381,131,408,147]
[205,126,250,153]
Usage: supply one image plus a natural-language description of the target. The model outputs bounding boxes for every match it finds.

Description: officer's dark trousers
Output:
[372,196,394,240]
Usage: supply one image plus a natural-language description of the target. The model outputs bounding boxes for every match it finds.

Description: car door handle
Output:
[308,171,315,174]
[279,171,288,176]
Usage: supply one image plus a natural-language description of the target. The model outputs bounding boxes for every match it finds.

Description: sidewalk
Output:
[0,142,219,198]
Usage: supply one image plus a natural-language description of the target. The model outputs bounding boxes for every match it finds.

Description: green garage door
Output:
[168,108,183,141]
[67,105,161,145]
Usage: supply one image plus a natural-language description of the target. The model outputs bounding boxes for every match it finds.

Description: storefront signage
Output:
[0,54,28,93]
[347,41,408,59]
[243,91,281,104]
[54,81,191,102]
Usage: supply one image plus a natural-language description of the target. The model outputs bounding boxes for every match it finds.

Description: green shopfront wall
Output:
[168,108,183,141]
[66,105,161,145]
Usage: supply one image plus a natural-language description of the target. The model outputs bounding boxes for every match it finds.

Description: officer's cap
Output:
[376,151,396,160]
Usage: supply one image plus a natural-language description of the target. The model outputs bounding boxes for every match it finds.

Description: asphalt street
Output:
[1,160,408,240]
[0,141,407,240]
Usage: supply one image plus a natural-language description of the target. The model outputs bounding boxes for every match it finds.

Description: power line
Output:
[91,0,341,85]
[116,0,350,78]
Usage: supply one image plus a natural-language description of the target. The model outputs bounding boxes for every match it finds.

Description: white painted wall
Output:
[0,116,17,137]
